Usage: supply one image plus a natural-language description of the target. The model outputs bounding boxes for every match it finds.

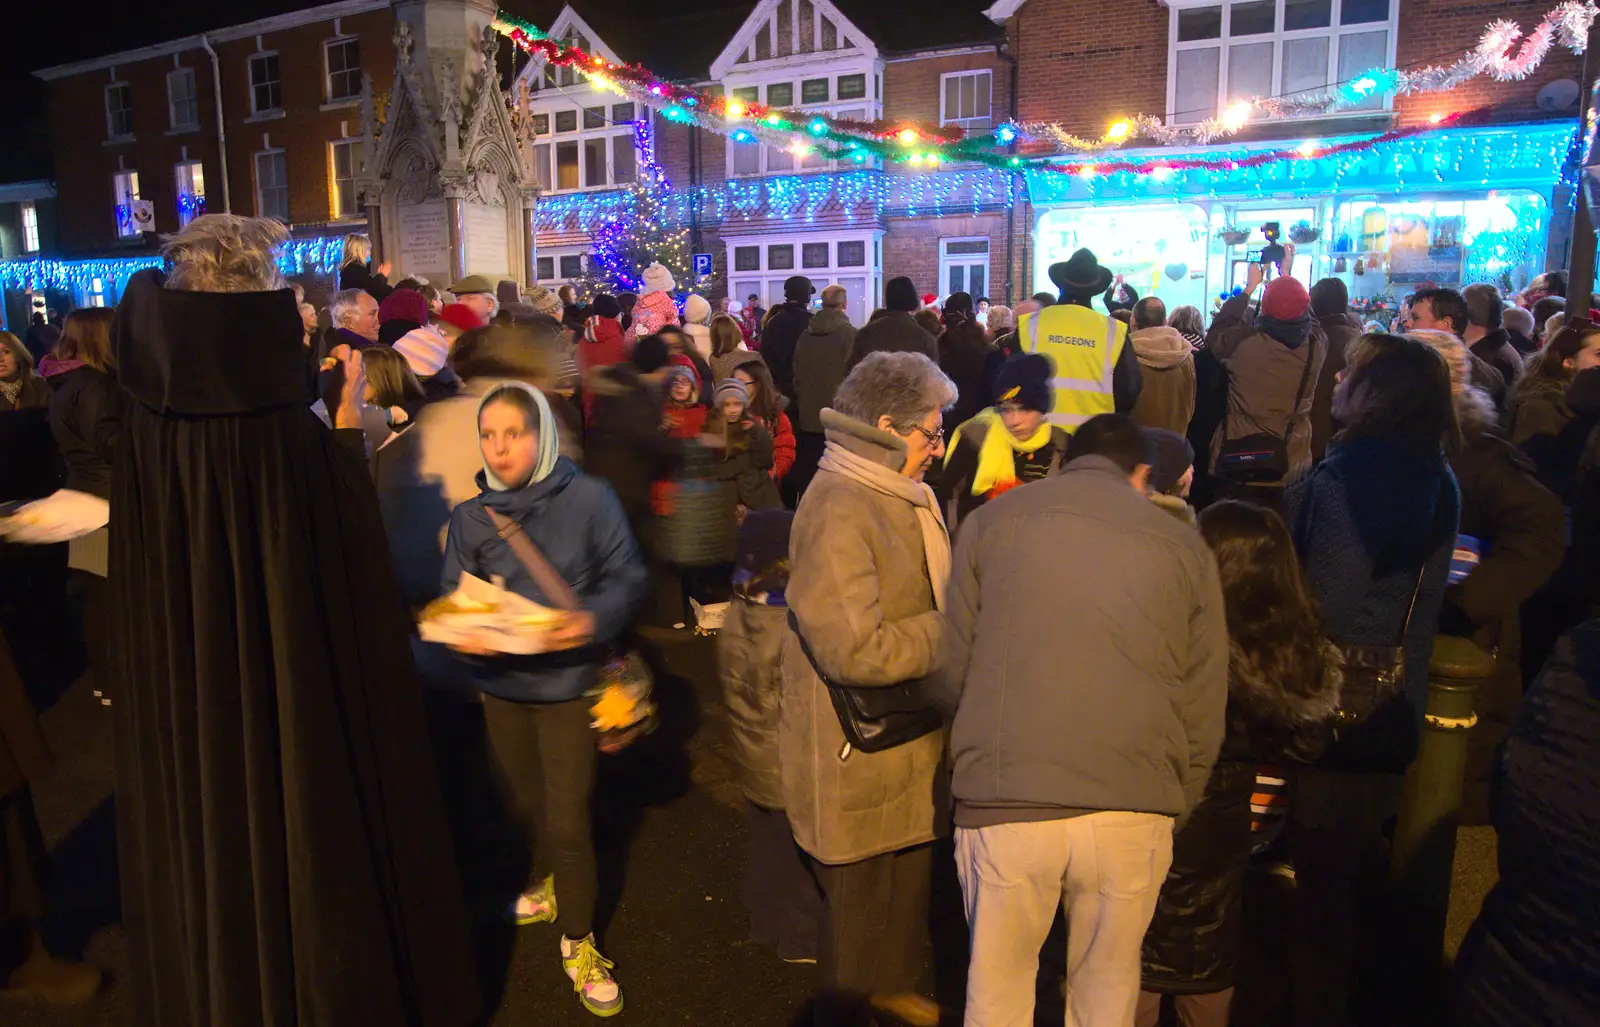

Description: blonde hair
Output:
[1406,329,1470,396]
[341,233,372,267]
[985,305,1014,334]
[710,313,744,357]
[163,214,287,293]
[821,284,848,310]
[56,307,116,371]
[358,345,422,408]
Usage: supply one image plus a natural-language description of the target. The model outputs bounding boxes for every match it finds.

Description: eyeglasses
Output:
[898,423,945,448]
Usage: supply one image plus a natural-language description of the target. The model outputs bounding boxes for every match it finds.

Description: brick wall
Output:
[885,211,1026,304]
[884,49,1013,126]
[46,8,393,253]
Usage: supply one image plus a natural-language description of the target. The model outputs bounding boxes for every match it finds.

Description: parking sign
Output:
[693,253,714,276]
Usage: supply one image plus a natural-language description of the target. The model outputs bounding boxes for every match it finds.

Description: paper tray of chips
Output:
[418,572,565,655]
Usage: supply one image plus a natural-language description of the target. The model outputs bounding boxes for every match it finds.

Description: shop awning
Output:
[1023,121,1578,207]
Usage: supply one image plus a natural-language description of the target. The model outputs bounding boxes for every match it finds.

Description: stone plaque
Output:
[397,201,450,280]
[463,202,511,280]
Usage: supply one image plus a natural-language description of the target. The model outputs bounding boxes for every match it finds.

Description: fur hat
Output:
[885,276,920,313]
[714,377,750,408]
[438,303,485,334]
[1048,249,1114,298]
[784,276,815,303]
[684,294,712,325]
[994,352,1053,413]
[378,288,430,326]
[1142,428,1194,496]
[1262,276,1311,320]
[641,263,675,295]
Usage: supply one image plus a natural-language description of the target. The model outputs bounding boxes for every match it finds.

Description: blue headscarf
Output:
[478,382,560,490]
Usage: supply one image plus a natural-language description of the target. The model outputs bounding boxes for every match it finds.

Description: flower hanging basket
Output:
[1218,227,1250,246]
[1289,220,1321,245]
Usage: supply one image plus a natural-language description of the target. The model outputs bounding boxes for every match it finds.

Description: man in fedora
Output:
[1015,249,1142,431]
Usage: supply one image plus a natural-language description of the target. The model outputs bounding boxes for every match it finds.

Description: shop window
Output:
[255,150,288,221]
[838,74,866,101]
[168,68,199,131]
[105,82,133,139]
[84,277,109,308]
[536,256,554,280]
[941,71,992,130]
[113,170,140,238]
[768,244,794,270]
[20,201,39,253]
[802,242,829,269]
[1170,0,1394,124]
[175,160,205,226]
[331,139,362,218]
[560,255,584,278]
[734,246,761,271]
[250,53,282,114]
[325,37,361,103]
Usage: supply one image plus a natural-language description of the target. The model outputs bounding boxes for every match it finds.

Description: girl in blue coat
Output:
[441,382,647,1018]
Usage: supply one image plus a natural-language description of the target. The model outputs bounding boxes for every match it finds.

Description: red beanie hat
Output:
[378,288,429,326]
[438,303,485,333]
[1261,276,1310,320]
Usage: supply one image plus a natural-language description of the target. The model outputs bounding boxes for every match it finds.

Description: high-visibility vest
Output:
[1017,303,1127,431]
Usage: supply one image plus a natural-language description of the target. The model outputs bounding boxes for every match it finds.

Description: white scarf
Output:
[818,439,952,611]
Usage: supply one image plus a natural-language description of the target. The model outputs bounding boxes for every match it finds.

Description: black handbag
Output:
[1216,334,1318,485]
[790,612,942,755]
[1330,570,1426,727]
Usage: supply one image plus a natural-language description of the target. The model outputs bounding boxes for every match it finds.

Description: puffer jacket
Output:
[1454,622,1600,1027]
[440,457,648,703]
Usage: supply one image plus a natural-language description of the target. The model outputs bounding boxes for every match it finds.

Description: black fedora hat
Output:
[1048,248,1114,297]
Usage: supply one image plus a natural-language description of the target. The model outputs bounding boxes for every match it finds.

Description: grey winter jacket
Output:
[845,310,938,372]
[792,307,856,434]
[933,455,1229,826]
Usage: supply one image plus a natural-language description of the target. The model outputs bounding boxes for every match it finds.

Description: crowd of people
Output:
[0,213,1597,1027]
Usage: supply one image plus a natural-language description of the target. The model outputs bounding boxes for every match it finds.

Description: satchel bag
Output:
[485,508,656,752]
[1217,335,1318,485]
[1330,569,1425,727]
[789,612,941,756]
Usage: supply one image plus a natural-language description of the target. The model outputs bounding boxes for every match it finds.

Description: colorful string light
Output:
[0,238,351,294]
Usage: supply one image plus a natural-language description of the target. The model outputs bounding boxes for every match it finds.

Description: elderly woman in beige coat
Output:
[780,351,956,1025]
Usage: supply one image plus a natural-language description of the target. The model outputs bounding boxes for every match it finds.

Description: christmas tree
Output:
[572,121,708,298]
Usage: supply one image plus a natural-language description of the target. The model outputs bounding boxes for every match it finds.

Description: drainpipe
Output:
[998,40,1020,306]
[200,35,231,213]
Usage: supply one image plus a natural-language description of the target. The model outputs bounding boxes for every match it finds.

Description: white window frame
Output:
[536,249,589,285]
[527,102,644,195]
[105,81,133,140]
[112,170,140,239]
[249,52,283,115]
[167,67,199,131]
[254,149,289,222]
[324,36,362,104]
[1165,0,1399,126]
[723,227,884,326]
[939,237,992,301]
[329,138,364,219]
[19,201,40,253]
[722,65,884,179]
[939,70,993,131]
[175,160,205,226]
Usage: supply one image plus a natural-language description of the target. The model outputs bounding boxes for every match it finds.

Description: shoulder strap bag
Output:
[788,611,941,756]
[1216,334,1318,485]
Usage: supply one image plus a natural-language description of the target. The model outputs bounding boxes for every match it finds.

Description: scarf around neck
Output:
[953,409,1054,497]
[0,378,21,405]
[1257,310,1314,349]
[818,429,951,611]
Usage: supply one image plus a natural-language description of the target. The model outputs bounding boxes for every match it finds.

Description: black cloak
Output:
[108,269,480,1026]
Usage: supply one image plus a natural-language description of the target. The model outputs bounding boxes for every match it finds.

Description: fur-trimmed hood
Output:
[1130,325,1194,369]
[1224,636,1342,765]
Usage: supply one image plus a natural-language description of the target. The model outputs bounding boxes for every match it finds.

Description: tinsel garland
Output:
[495,3,1594,168]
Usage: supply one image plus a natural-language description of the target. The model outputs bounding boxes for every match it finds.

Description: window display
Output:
[1034,204,1210,313]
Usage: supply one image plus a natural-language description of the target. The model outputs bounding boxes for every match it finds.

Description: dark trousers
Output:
[482,693,598,939]
[742,804,822,961]
[0,786,46,977]
[810,842,932,1016]
[785,431,826,509]
[1286,767,1404,1027]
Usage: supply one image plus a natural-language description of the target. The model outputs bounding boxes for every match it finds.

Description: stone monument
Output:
[359,0,539,286]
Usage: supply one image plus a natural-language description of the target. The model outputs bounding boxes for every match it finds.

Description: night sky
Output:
[0,0,321,181]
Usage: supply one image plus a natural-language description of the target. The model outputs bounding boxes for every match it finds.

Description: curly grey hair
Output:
[162,214,287,293]
[1167,304,1205,338]
[832,351,957,430]
[329,288,370,329]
